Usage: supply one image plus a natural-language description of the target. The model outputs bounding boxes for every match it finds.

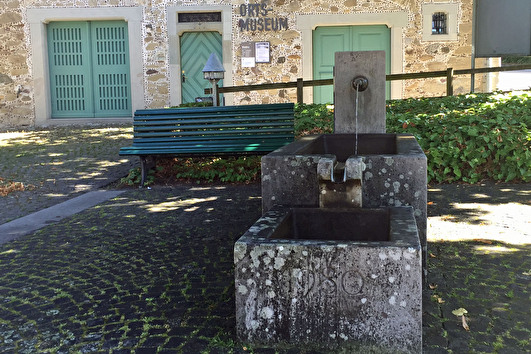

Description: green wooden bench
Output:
[119,103,295,185]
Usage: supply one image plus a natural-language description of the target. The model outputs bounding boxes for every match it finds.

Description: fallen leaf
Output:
[427,201,434,205]
[461,315,470,331]
[473,239,493,244]
[452,308,468,316]
[452,308,470,331]
[429,283,438,290]
[429,253,437,258]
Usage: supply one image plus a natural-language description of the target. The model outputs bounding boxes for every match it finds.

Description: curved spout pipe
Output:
[352,76,369,92]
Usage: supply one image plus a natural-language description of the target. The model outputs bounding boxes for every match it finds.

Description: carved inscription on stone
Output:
[294,265,363,297]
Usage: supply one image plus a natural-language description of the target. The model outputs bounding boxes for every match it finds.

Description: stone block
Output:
[235,205,422,352]
[334,51,386,134]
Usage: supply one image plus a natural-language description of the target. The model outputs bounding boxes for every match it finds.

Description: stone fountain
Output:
[234,51,426,353]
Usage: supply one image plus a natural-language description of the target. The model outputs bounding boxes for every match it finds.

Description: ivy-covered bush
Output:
[294,103,334,137]
[292,91,530,183]
[386,91,530,183]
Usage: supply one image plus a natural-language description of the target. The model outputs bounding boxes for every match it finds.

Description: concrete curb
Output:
[0,190,125,245]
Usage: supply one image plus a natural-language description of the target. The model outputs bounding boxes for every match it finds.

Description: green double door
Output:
[313,25,391,104]
[48,21,131,118]
[180,31,223,104]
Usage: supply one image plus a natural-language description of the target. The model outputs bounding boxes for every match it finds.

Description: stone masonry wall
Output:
[1,0,491,127]
[403,0,491,97]
[0,0,33,127]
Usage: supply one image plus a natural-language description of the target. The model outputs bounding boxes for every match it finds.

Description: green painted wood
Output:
[48,22,94,118]
[48,21,131,118]
[119,104,295,157]
[91,21,131,117]
[312,25,391,104]
[351,25,391,98]
[180,31,223,103]
[313,26,350,104]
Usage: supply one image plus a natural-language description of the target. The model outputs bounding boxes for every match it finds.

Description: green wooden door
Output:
[313,25,391,104]
[180,31,223,103]
[48,22,94,118]
[91,21,131,117]
[48,21,131,118]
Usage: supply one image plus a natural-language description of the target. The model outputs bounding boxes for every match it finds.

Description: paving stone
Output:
[163,336,188,349]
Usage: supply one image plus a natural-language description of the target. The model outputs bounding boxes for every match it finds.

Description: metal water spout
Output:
[317,156,366,208]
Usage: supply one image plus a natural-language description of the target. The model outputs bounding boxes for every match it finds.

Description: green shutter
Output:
[48,21,131,118]
[48,22,94,118]
[180,32,223,103]
[91,21,131,117]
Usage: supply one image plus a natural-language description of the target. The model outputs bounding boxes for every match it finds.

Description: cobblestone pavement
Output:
[0,125,135,225]
[0,125,530,353]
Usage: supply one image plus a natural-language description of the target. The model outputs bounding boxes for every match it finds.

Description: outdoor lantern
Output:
[202,52,225,106]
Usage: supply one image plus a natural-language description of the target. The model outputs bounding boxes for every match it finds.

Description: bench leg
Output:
[139,156,156,187]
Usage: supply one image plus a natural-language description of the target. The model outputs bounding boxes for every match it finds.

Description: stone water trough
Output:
[235,51,425,352]
[234,205,422,352]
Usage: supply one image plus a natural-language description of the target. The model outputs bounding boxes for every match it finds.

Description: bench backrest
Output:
[132,103,294,145]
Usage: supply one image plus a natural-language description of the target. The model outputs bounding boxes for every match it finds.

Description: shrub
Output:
[172,156,261,183]
[386,91,530,183]
[294,103,334,137]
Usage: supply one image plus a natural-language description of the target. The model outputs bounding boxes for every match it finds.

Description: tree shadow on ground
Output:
[424,239,530,353]
[427,181,531,225]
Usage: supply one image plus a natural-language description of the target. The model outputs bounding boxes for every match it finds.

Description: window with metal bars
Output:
[178,12,221,23]
[432,12,448,34]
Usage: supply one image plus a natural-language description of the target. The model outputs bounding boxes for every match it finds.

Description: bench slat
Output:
[120,142,290,156]
[134,121,292,132]
[134,103,293,116]
[131,134,293,144]
[133,128,293,138]
[134,109,294,121]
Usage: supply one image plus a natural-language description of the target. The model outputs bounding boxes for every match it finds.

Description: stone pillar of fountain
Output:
[334,51,386,133]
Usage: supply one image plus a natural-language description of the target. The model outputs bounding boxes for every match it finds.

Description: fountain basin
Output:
[298,133,397,160]
[234,205,422,352]
[261,133,427,260]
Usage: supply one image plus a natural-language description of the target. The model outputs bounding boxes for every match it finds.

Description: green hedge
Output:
[295,90,530,183]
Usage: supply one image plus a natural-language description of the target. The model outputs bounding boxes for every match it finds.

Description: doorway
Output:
[180,31,223,103]
[312,25,391,103]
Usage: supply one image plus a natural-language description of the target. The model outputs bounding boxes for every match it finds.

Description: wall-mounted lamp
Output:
[202,52,225,106]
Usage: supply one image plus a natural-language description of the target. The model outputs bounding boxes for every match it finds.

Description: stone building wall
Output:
[0,0,33,127]
[0,0,494,127]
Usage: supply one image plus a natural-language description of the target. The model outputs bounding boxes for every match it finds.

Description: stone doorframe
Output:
[296,12,408,102]
[167,5,233,106]
[26,7,143,125]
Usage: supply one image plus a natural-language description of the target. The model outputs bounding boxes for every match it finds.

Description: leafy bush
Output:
[386,91,530,183]
[294,103,334,137]
[120,166,159,186]
[170,101,213,108]
[173,156,261,183]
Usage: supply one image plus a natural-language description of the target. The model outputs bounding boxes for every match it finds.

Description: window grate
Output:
[432,12,447,34]
[178,12,221,23]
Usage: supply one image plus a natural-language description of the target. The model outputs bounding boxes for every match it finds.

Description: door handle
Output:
[182,72,186,83]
